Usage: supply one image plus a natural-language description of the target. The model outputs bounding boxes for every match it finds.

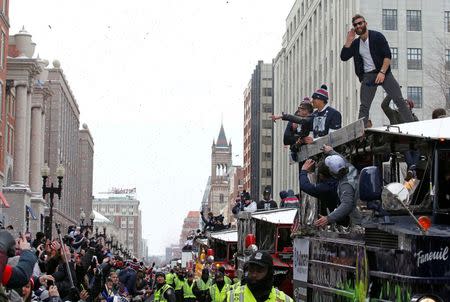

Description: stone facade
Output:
[243,61,273,202]
[2,31,50,235]
[78,124,94,220]
[272,0,450,197]
[44,67,81,229]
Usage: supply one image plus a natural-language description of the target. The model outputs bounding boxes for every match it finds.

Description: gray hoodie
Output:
[326,151,361,225]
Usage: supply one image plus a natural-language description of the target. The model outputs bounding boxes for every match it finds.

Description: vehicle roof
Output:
[252,208,297,224]
[367,117,450,140]
[209,230,238,242]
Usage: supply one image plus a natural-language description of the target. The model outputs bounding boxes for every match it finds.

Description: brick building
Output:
[0,0,9,185]
[179,210,200,246]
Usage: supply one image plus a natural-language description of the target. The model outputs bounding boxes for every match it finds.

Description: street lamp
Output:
[41,162,65,239]
[89,212,95,227]
[80,210,95,233]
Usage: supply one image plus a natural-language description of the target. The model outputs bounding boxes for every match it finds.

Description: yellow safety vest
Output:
[166,273,175,286]
[209,283,230,302]
[224,275,233,285]
[196,278,212,291]
[154,284,172,302]
[174,277,185,290]
[183,280,197,299]
[227,285,292,302]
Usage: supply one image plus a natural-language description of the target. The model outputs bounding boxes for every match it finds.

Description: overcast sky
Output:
[10,0,294,255]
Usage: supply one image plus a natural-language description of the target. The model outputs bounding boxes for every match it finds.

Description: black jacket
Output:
[281,114,312,146]
[299,170,339,216]
[256,200,278,210]
[340,30,392,82]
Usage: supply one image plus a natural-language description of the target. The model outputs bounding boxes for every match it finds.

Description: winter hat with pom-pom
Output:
[312,84,329,102]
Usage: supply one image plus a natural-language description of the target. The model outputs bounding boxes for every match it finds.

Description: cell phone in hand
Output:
[47,279,54,286]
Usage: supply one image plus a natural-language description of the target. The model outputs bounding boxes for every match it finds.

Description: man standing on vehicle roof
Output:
[228,251,293,302]
[340,14,414,127]
[257,188,278,211]
[305,84,342,142]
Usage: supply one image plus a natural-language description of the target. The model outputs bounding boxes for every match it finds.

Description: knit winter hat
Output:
[312,84,329,102]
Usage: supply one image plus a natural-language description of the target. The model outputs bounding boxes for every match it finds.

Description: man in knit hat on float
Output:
[303,84,342,144]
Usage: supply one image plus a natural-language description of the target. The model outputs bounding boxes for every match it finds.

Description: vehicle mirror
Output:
[382,182,410,211]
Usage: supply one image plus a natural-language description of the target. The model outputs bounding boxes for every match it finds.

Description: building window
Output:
[407,86,423,108]
[390,48,398,69]
[446,49,450,70]
[263,152,272,161]
[262,169,272,177]
[128,217,134,227]
[407,48,422,70]
[262,135,272,145]
[121,207,126,214]
[262,104,272,113]
[407,10,422,31]
[382,9,397,31]
[121,218,127,229]
[262,120,272,129]
[446,11,450,32]
[262,87,272,97]
[219,194,224,203]
[108,205,114,214]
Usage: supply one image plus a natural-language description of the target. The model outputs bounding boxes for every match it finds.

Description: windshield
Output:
[256,220,275,251]
[212,240,228,261]
[277,227,292,252]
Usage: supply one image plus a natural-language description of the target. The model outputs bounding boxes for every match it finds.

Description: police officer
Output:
[182,272,197,302]
[173,269,186,302]
[195,268,212,302]
[165,269,175,287]
[228,251,292,302]
[153,272,176,302]
[208,271,229,302]
[217,266,232,286]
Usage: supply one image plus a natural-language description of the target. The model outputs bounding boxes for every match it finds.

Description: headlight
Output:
[411,294,442,302]
[418,298,437,302]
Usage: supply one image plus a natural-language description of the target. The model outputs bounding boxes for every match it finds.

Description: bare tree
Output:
[424,36,450,112]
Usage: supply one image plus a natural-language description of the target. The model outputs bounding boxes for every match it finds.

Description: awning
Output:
[0,192,10,208]
[252,208,298,224]
[368,117,450,140]
[26,205,37,220]
[210,230,237,243]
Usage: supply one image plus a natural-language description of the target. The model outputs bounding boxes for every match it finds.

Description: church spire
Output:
[216,123,228,147]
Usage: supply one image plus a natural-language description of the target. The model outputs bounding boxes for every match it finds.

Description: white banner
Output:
[293,238,309,282]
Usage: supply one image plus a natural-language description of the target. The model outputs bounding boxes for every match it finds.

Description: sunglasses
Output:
[353,21,365,27]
